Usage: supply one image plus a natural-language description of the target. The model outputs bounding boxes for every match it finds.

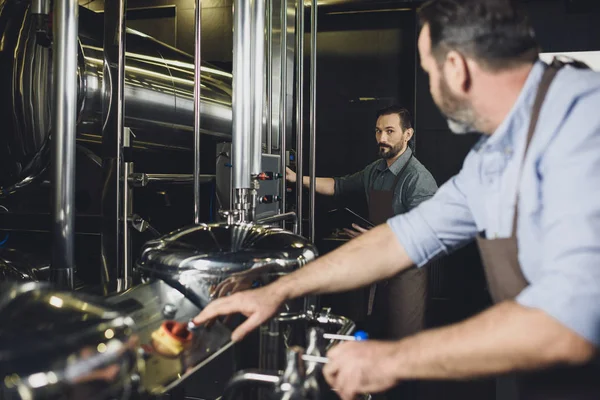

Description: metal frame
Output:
[50,0,77,289]
[308,0,317,243]
[294,0,305,236]
[193,0,202,224]
[100,0,129,294]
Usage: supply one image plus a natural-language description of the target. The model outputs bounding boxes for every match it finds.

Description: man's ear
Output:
[444,50,471,94]
[404,128,414,143]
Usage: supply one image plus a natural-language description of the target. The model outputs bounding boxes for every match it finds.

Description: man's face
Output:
[418,24,477,133]
[375,114,411,160]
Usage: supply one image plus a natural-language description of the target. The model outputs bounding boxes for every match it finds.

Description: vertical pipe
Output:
[266,0,273,154]
[50,0,78,289]
[123,128,133,286]
[308,0,317,242]
[294,0,304,236]
[251,0,266,177]
[232,0,252,191]
[279,0,288,228]
[193,0,202,224]
[100,0,127,293]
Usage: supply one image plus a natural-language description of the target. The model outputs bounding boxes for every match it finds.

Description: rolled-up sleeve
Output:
[516,91,600,346]
[387,155,479,267]
[334,169,366,198]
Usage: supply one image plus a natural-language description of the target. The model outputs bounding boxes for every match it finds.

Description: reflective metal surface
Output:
[0,248,50,281]
[0,4,232,196]
[295,0,305,237]
[101,0,129,295]
[279,0,289,228]
[308,0,318,242]
[222,370,280,400]
[104,279,234,395]
[266,0,274,154]
[233,0,253,191]
[193,0,203,224]
[136,222,317,309]
[251,0,267,177]
[51,0,79,289]
[0,282,139,400]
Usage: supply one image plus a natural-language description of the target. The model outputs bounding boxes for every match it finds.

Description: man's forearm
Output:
[273,224,414,300]
[301,176,335,196]
[391,301,597,380]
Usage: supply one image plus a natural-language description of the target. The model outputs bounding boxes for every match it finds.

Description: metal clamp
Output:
[219,209,241,225]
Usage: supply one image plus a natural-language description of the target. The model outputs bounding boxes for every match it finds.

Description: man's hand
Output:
[286,167,296,183]
[192,286,286,342]
[342,223,370,238]
[323,341,401,399]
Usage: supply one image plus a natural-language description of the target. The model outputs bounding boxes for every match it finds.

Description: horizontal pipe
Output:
[146,174,214,184]
[222,370,280,400]
[128,173,215,186]
[256,211,297,225]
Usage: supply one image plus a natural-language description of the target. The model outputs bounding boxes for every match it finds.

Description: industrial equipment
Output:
[0,0,334,396]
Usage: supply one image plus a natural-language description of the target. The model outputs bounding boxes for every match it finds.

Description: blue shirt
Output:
[388,60,600,346]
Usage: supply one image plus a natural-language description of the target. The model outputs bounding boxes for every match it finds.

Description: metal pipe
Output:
[256,211,297,225]
[308,0,317,242]
[193,0,202,224]
[259,318,282,371]
[32,0,50,15]
[148,174,214,184]
[251,0,266,177]
[266,0,273,154]
[279,0,288,229]
[50,0,78,289]
[232,0,252,191]
[100,0,127,294]
[295,0,305,236]
[222,370,279,400]
[123,128,133,289]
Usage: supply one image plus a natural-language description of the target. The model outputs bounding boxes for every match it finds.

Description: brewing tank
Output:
[0,282,140,399]
[0,1,232,196]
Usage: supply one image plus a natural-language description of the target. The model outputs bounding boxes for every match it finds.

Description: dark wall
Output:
[306,8,417,226]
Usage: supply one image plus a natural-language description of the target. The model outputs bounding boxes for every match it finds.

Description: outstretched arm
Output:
[286,167,335,196]
[323,301,597,400]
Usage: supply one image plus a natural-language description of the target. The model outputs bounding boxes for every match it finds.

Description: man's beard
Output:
[378,143,404,160]
[437,76,478,134]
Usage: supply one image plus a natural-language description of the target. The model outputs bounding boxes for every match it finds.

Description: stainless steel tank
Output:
[0,280,239,399]
[136,222,318,309]
[0,1,232,196]
[0,282,140,399]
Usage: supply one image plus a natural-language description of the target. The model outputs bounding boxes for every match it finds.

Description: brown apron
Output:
[368,153,428,340]
[476,58,600,399]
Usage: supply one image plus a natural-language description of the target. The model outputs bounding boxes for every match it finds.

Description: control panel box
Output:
[215,142,281,220]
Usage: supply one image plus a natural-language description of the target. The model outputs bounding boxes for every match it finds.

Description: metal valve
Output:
[219,209,241,224]
[259,195,281,204]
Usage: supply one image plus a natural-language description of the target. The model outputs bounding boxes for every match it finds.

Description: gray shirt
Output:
[333,147,438,215]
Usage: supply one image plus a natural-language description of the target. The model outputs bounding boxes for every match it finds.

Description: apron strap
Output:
[511,58,575,237]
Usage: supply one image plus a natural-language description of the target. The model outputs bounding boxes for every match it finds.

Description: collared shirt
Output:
[388,60,600,346]
[334,147,438,215]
